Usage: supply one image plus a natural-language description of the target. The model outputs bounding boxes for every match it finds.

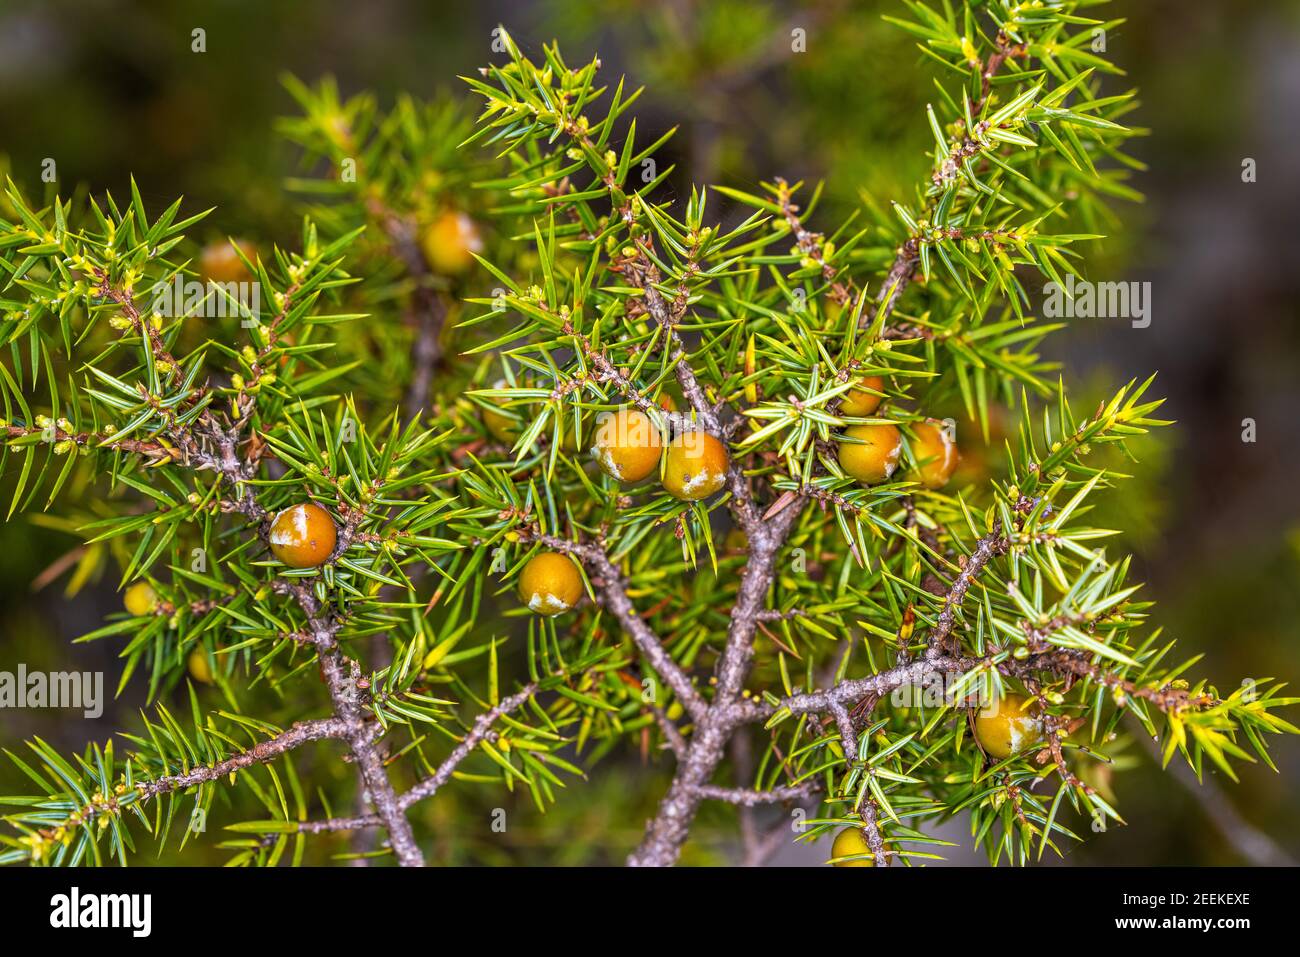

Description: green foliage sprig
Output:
[1,0,1294,868]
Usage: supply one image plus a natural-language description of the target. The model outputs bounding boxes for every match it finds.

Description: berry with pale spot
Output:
[268,502,337,568]
[591,407,663,482]
[518,552,584,616]
[907,419,959,489]
[662,431,728,501]
[837,423,902,485]
[974,693,1044,759]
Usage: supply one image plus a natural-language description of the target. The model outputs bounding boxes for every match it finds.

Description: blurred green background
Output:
[1,0,1298,865]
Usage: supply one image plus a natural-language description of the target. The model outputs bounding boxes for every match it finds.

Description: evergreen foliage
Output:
[1,0,1294,867]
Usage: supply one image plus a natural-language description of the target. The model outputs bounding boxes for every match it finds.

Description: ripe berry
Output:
[838,375,886,417]
[591,407,663,482]
[518,552,584,616]
[123,582,158,616]
[907,419,959,489]
[837,423,902,485]
[830,826,873,866]
[974,693,1044,759]
[421,210,484,276]
[187,647,214,685]
[268,502,338,568]
[662,431,729,501]
[199,239,255,284]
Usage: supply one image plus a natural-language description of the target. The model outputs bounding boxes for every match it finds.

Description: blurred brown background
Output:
[1,0,1297,865]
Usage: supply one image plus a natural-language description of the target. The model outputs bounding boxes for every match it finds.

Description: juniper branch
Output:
[651,705,688,760]
[531,531,707,721]
[396,684,538,809]
[274,580,424,866]
[628,497,804,866]
[138,718,349,796]
[694,783,820,806]
[924,522,1008,659]
[294,684,540,832]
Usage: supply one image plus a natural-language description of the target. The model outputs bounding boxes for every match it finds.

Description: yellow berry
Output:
[199,240,256,284]
[591,407,663,482]
[974,693,1044,759]
[123,582,158,616]
[554,415,582,453]
[907,420,959,489]
[839,375,886,417]
[187,647,214,685]
[723,528,748,553]
[837,423,902,485]
[830,826,873,866]
[421,210,484,276]
[662,431,729,501]
[268,502,337,568]
[518,552,584,616]
[481,380,520,444]
[483,405,518,443]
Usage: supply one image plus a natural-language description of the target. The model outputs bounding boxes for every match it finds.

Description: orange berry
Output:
[268,502,337,568]
[974,693,1044,759]
[839,375,885,417]
[656,393,678,413]
[199,239,255,284]
[837,423,902,485]
[518,552,584,616]
[123,582,158,616]
[830,826,873,867]
[907,420,959,489]
[591,407,663,482]
[421,210,484,276]
[662,431,729,501]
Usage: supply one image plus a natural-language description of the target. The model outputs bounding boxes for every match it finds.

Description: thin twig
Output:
[694,783,820,806]
[924,523,1008,659]
[397,684,538,809]
[296,685,539,832]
